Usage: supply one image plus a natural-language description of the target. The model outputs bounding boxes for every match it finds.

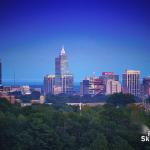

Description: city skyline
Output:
[0,0,150,83]
[1,45,150,84]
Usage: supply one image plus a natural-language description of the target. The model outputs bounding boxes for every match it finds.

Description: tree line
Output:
[0,93,150,150]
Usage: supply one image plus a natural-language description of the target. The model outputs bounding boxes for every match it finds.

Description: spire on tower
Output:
[60,45,65,55]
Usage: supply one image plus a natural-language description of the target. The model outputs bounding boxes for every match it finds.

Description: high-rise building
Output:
[61,74,73,94]
[80,78,94,95]
[80,80,90,95]
[55,46,69,76]
[80,77,105,96]
[100,72,119,94]
[44,47,73,95]
[44,75,55,95]
[93,77,105,95]
[106,79,121,95]
[122,70,141,97]
[143,77,150,97]
[54,47,73,94]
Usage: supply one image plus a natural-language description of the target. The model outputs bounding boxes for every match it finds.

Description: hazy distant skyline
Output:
[0,0,150,83]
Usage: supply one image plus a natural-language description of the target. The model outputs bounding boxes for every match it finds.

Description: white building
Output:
[106,79,121,95]
[122,70,140,97]
[44,74,55,95]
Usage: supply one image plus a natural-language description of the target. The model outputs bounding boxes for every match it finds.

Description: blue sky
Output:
[0,0,150,83]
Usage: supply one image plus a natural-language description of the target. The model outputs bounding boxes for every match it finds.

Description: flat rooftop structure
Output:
[67,102,106,107]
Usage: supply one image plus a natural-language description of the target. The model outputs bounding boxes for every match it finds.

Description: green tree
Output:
[106,93,135,107]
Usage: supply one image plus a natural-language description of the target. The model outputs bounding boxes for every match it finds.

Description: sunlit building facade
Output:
[55,47,73,94]
[44,47,73,95]
[44,75,55,95]
[106,79,121,95]
[122,70,141,97]
[80,77,105,96]
[61,74,73,94]
[55,46,69,76]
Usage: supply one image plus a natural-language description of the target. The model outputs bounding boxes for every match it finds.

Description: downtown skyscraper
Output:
[122,70,141,97]
[80,77,106,96]
[55,47,73,94]
[44,47,73,95]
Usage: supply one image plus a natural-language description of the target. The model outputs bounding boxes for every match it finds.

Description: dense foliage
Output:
[106,93,136,107]
[46,93,108,104]
[0,98,150,150]
[45,93,141,104]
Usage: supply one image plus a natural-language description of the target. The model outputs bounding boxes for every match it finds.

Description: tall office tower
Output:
[100,72,119,94]
[43,47,73,95]
[122,70,141,97]
[80,79,93,95]
[55,46,69,76]
[44,75,55,95]
[106,79,121,95]
[61,74,73,94]
[80,78,94,96]
[55,47,73,94]
[143,77,150,97]
[0,59,2,85]
[93,77,105,95]
[80,77,105,96]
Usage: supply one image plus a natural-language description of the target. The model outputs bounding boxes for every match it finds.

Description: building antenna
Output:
[60,45,65,55]
[93,71,96,78]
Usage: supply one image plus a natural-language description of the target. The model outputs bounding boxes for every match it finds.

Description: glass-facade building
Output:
[55,47,73,94]
[80,77,105,96]
[44,47,73,95]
